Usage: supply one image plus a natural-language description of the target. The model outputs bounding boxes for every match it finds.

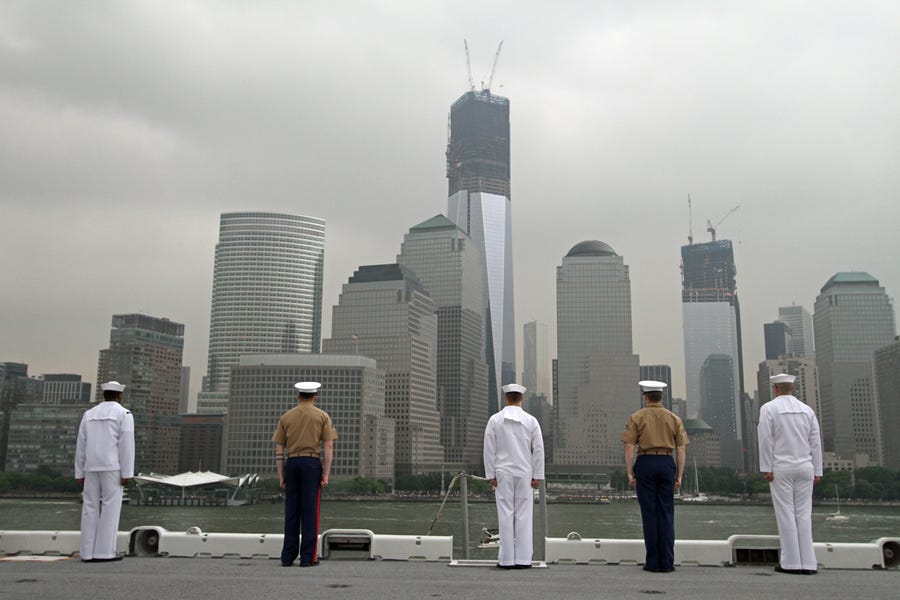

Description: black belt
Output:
[287,452,319,457]
[638,449,672,455]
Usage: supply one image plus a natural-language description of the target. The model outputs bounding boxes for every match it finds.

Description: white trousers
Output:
[769,463,817,571]
[495,473,534,566]
[80,470,124,560]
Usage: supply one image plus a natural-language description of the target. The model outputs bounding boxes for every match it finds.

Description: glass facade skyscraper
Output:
[322,264,443,475]
[814,272,895,464]
[446,90,515,412]
[555,241,640,469]
[397,215,489,470]
[778,305,815,358]
[681,239,745,471]
[200,212,325,414]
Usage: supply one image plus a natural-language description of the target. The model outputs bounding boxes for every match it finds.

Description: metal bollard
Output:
[460,473,470,559]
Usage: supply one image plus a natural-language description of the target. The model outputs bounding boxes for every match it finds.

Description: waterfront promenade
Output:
[1,557,897,600]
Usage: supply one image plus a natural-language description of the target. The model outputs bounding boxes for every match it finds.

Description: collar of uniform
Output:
[502,405,524,422]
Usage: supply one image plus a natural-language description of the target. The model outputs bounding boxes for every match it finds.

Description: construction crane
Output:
[706,205,740,241]
[463,40,475,92]
[486,41,503,92]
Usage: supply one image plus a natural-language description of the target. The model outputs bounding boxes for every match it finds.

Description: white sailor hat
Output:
[639,380,667,393]
[769,373,796,384]
[294,381,322,393]
[501,383,527,395]
[100,381,126,392]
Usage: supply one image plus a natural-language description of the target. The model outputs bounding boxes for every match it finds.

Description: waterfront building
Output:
[523,321,552,401]
[179,413,225,473]
[40,374,91,405]
[179,366,191,414]
[6,398,88,474]
[446,89,515,410]
[683,419,721,468]
[778,305,815,358]
[699,354,742,470]
[640,365,673,411]
[397,215,489,470]
[225,354,393,482]
[199,211,325,414]
[681,239,746,470]
[523,392,554,465]
[874,337,900,470]
[814,272,895,465]
[763,321,792,360]
[322,263,443,475]
[97,313,184,474]
[756,356,820,417]
[554,241,640,470]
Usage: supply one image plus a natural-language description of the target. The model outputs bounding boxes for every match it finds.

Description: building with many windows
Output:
[779,305,815,358]
[323,264,443,475]
[814,272,895,465]
[179,413,225,473]
[397,215,489,470]
[640,365,673,411]
[97,313,184,474]
[199,212,325,414]
[446,90,515,410]
[226,354,393,482]
[554,241,640,470]
[681,239,746,470]
[874,338,900,470]
[523,321,552,400]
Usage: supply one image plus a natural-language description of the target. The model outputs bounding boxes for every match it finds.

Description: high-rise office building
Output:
[756,356,821,417]
[555,241,640,469]
[874,338,900,470]
[225,354,393,482]
[397,215,489,469]
[639,365,673,411]
[40,374,91,405]
[179,413,224,473]
[97,314,184,474]
[322,264,443,475]
[814,272,895,465]
[763,321,792,360]
[446,90,515,411]
[778,305,815,358]
[681,239,745,470]
[523,321,552,400]
[199,212,325,414]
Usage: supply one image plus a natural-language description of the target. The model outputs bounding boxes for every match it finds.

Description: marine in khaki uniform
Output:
[621,380,688,573]
[273,381,338,567]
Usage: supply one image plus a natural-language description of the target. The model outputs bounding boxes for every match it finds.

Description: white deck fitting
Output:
[1,528,897,569]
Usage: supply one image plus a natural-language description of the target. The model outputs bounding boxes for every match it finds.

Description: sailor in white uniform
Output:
[757,373,823,575]
[483,383,545,569]
[75,381,135,562]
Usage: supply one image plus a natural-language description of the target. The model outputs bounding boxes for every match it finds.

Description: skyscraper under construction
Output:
[446,89,514,411]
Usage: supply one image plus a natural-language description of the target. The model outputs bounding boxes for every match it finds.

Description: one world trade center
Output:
[446,89,515,412]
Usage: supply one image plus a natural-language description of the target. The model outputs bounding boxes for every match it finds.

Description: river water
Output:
[2,499,898,558]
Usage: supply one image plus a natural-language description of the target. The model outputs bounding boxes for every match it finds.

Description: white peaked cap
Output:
[100,381,125,392]
[639,380,667,393]
[501,383,527,395]
[294,381,322,393]
[769,373,797,384]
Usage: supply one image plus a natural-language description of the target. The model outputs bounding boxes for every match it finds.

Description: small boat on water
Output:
[680,458,710,503]
[826,485,850,522]
[478,527,500,549]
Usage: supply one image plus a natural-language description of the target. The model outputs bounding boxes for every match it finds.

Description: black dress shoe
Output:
[496,563,515,570]
[299,561,318,567]
[802,569,817,575]
[774,566,804,575]
[513,564,532,569]
[86,556,123,563]
[281,561,294,567]
[660,567,675,573]
[642,566,659,572]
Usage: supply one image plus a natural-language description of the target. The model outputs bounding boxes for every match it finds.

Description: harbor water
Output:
[2,498,899,558]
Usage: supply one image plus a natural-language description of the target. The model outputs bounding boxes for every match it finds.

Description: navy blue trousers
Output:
[281,457,323,565]
[634,455,676,571]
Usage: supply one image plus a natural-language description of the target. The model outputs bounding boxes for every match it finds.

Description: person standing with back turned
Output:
[483,383,545,569]
[273,381,338,567]
[758,373,822,575]
[74,380,135,562]
[621,380,688,573]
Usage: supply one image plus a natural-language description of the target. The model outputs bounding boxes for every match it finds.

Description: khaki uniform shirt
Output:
[272,402,338,456]
[621,404,689,451]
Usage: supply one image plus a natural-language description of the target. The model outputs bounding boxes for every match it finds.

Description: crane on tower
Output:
[706,205,740,241]
[486,41,503,92]
[464,40,475,92]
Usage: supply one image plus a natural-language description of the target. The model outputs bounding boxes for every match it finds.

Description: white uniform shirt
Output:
[483,406,545,480]
[74,401,135,479]
[757,394,823,476]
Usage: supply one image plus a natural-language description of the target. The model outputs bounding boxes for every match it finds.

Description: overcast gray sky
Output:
[2,1,897,402]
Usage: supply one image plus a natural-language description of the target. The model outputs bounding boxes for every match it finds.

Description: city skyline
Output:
[2,2,899,403]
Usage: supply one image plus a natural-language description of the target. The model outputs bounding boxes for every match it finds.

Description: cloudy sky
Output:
[2,1,897,402]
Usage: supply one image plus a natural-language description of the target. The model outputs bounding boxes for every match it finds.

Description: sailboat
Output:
[681,458,710,503]
[826,485,850,522]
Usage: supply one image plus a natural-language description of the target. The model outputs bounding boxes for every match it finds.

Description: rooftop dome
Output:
[565,240,617,257]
